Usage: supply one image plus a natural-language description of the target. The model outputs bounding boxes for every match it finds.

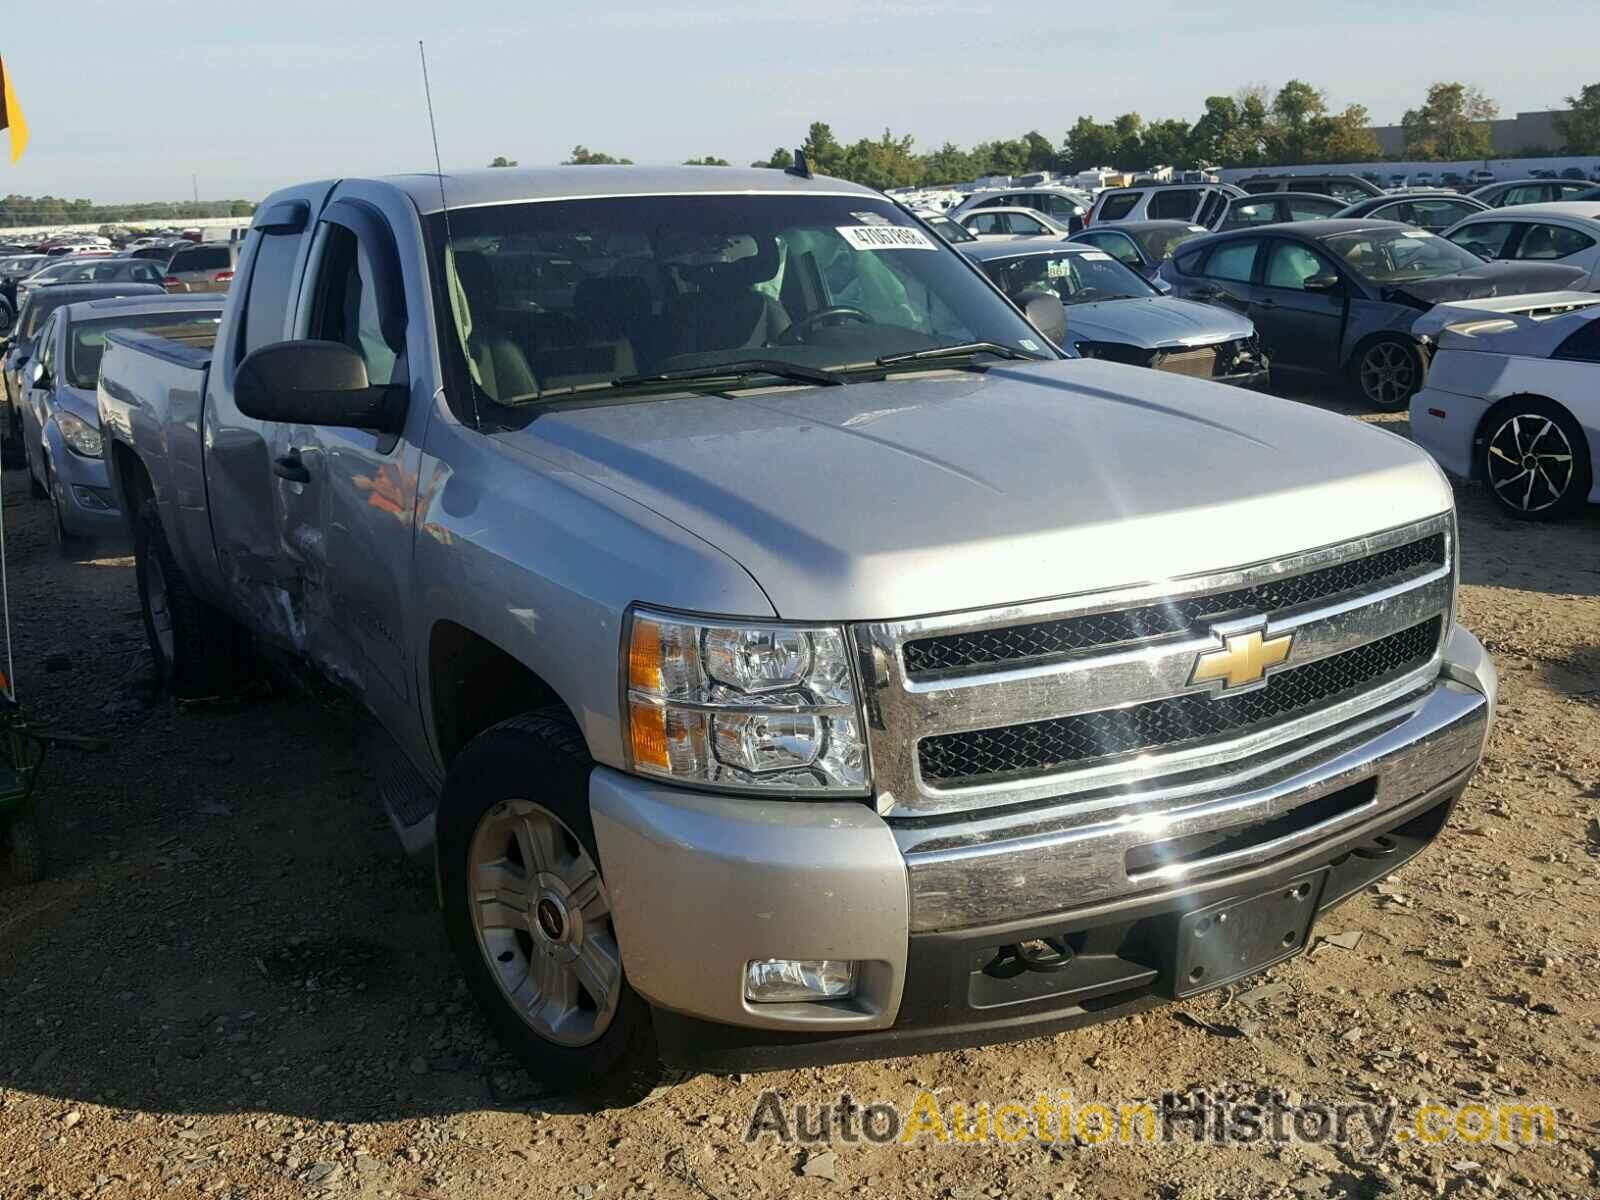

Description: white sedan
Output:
[1410,293,1600,520]
[957,207,1070,242]
[1442,202,1600,290]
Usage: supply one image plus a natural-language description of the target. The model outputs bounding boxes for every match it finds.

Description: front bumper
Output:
[45,426,124,537]
[592,624,1494,1071]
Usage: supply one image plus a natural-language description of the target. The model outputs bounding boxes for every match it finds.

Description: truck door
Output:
[286,192,422,714]
[203,183,334,640]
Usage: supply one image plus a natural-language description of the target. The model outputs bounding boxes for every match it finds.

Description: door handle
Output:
[273,450,311,484]
[1192,287,1224,300]
[1256,299,1277,309]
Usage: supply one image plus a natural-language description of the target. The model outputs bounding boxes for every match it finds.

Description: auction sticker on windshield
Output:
[837,226,937,251]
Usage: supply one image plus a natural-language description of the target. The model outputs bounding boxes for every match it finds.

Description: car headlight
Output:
[57,411,103,458]
[623,608,869,794]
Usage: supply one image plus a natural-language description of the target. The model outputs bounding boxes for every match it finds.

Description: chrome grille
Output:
[854,515,1455,817]
[918,618,1440,785]
[903,533,1446,677]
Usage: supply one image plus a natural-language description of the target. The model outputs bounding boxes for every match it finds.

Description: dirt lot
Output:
[0,387,1597,1200]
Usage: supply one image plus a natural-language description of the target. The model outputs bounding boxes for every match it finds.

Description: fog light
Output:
[744,958,857,1003]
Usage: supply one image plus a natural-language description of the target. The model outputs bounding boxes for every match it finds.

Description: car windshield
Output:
[982,249,1157,307]
[1323,228,1485,283]
[427,193,1053,404]
[1130,225,1207,261]
[67,311,223,389]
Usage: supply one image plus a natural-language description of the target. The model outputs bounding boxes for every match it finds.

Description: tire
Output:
[134,499,238,697]
[28,465,46,500]
[1477,398,1592,521]
[1350,337,1425,410]
[46,467,82,557]
[2,812,45,885]
[437,708,682,1103]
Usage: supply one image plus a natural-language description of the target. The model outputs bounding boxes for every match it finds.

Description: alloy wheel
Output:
[1358,341,1416,408]
[466,798,622,1047]
[1485,412,1575,514]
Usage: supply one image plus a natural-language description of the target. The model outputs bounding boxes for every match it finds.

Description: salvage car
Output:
[1158,220,1584,408]
[15,255,168,311]
[0,254,48,333]
[913,211,977,245]
[1220,192,1348,230]
[1332,191,1489,233]
[1236,173,1385,204]
[18,294,223,547]
[949,185,1089,233]
[1,281,165,454]
[1410,294,1600,520]
[1441,203,1600,289]
[1068,220,1210,279]
[1469,179,1596,208]
[97,166,1494,1097]
[958,206,1070,241]
[163,241,241,293]
[962,240,1267,386]
[1086,183,1243,229]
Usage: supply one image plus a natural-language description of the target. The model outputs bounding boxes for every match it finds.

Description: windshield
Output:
[67,311,222,389]
[1322,228,1485,284]
[426,193,1053,404]
[981,249,1157,307]
[1131,225,1207,261]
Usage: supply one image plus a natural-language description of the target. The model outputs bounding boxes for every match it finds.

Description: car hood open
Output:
[1064,296,1254,350]
[1381,261,1585,309]
[503,359,1452,621]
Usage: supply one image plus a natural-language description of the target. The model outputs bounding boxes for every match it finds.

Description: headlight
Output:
[623,608,868,794]
[57,411,103,458]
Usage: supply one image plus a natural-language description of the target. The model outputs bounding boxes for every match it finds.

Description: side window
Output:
[1006,214,1046,235]
[1263,241,1334,290]
[1147,189,1200,220]
[239,230,309,358]
[1229,199,1279,227]
[1327,182,1368,204]
[1097,192,1140,221]
[966,213,1004,235]
[1195,191,1228,227]
[1502,185,1545,207]
[1515,224,1595,261]
[1042,195,1080,222]
[1085,233,1141,266]
[1447,221,1519,260]
[1554,316,1600,362]
[308,224,403,388]
[1201,239,1261,283]
[1555,183,1593,200]
[35,313,58,379]
[1286,196,1342,220]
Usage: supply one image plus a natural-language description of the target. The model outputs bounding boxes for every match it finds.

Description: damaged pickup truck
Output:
[97,167,1496,1098]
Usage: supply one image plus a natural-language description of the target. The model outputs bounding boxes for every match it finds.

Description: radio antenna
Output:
[418,39,480,430]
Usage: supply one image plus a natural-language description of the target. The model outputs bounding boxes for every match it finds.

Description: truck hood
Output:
[1381,261,1585,309]
[503,359,1452,621]
[1065,296,1253,350]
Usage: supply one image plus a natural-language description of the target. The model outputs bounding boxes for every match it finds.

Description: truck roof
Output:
[372,165,882,215]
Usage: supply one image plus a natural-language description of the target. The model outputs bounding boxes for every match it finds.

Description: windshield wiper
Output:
[875,341,1035,367]
[612,359,846,389]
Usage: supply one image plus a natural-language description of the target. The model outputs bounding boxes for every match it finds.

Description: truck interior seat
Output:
[453,250,539,402]
[665,237,789,356]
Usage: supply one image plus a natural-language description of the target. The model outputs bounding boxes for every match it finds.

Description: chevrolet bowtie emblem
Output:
[1190,626,1294,692]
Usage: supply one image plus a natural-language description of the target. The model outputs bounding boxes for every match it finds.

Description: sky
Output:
[3,0,1599,204]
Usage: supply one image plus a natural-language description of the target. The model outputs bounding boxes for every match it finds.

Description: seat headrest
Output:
[683,236,780,290]
[452,250,498,306]
[574,276,652,335]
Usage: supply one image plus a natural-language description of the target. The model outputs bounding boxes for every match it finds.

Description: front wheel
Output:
[437,710,677,1102]
[1351,337,1424,410]
[1478,399,1592,521]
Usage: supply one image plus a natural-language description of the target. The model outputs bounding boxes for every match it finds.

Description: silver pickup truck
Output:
[96,167,1496,1098]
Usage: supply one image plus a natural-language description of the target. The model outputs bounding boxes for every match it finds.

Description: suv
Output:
[1237,174,1385,205]
[950,186,1090,233]
[1086,183,1243,229]
[164,241,241,293]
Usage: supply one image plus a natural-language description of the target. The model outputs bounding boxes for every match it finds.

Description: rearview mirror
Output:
[235,341,403,432]
[1016,288,1068,347]
[1304,273,1342,293]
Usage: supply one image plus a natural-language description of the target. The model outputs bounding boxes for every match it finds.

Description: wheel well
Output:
[1469,393,1586,481]
[111,443,154,526]
[428,621,569,765]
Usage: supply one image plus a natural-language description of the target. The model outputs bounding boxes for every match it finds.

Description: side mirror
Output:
[235,340,403,432]
[29,358,48,388]
[1304,273,1342,293]
[1016,288,1068,347]
[1153,277,1174,295]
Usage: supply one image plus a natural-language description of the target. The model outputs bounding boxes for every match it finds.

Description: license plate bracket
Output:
[1169,868,1327,997]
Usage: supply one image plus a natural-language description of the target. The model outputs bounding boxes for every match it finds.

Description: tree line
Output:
[0,195,255,229]
[524,79,1600,193]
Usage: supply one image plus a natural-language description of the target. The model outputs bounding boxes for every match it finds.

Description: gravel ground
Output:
[0,381,1596,1200]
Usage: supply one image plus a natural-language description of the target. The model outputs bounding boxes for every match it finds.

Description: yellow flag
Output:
[0,56,29,163]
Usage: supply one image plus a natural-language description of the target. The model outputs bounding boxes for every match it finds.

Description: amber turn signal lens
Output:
[628,700,670,771]
[628,618,664,695]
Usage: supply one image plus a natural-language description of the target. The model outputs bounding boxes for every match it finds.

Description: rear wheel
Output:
[1351,337,1424,410]
[134,499,239,697]
[437,709,680,1102]
[1478,398,1591,521]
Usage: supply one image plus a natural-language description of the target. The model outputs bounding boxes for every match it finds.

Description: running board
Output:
[375,735,441,861]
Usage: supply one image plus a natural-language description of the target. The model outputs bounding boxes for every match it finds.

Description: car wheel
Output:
[437,708,684,1103]
[1478,399,1592,521]
[1352,337,1424,410]
[46,467,82,557]
[134,499,240,697]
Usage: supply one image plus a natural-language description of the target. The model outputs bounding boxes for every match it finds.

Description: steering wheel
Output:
[778,305,876,343]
